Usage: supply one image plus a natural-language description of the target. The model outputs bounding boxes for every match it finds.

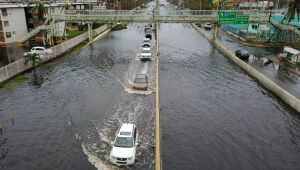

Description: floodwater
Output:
[159,1,300,169]
[0,1,299,170]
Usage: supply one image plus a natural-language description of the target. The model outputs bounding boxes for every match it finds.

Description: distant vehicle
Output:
[141,47,152,61]
[204,23,212,29]
[110,123,138,166]
[145,24,152,28]
[145,29,152,40]
[159,4,164,7]
[235,50,250,60]
[24,46,52,56]
[195,23,201,27]
[144,26,151,32]
[133,74,148,90]
[142,38,151,48]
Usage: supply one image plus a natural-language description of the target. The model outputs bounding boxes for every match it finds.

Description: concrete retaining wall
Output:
[0,24,112,84]
[192,23,300,113]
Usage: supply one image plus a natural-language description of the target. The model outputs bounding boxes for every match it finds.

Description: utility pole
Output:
[199,0,202,10]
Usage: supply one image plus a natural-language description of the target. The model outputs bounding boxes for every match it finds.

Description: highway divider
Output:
[192,23,300,113]
[155,22,162,170]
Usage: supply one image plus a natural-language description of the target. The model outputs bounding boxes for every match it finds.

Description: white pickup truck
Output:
[24,46,52,56]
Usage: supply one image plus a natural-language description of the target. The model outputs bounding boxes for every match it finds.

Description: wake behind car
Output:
[24,46,52,56]
[141,47,152,61]
[110,123,138,166]
[133,74,148,90]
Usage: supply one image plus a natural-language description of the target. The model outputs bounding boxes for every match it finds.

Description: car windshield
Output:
[135,78,146,84]
[241,51,248,55]
[114,137,134,148]
[142,50,150,53]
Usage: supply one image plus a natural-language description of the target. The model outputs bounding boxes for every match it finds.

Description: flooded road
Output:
[0,1,299,170]
[159,1,300,170]
[214,29,300,99]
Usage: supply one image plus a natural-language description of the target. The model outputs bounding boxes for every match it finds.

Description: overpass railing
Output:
[65,9,149,16]
[65,9,285,16]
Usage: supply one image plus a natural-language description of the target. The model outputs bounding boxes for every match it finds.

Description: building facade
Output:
[0,5,27,44]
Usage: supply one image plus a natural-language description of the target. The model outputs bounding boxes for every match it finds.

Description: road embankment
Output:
[0,24,113,84]
[192,23,300,113]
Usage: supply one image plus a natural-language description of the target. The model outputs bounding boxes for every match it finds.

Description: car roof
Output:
[135,74,147,78]
[118,124,134,137]
[144,38,150,41]
[142,48,150,50]
[33,46,45,48]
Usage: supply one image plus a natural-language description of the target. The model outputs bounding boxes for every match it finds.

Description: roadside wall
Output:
[192,23,300,113]
[0,24,112,84]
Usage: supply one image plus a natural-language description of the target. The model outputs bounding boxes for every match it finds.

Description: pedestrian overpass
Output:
[18,9,294,44]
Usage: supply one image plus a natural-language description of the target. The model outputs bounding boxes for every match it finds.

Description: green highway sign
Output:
[219,12,237,24]
[236,15,249,24]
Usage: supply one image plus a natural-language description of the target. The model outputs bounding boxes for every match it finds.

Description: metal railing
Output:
[66,9,284,16]
[2,24,111,84]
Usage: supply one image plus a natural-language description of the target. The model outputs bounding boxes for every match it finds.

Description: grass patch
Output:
[112,24,127,31]
[0,75,29,90]
[72,40,89,51]
[296,62,300,66]
[66,30,86,37]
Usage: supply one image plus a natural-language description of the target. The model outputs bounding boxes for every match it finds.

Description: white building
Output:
[0,4,27,44]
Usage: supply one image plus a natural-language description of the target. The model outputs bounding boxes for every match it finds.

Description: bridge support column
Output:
[88,23,93,42]
[213,25,218,40]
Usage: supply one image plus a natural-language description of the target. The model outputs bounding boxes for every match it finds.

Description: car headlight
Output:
[111,156,116,160]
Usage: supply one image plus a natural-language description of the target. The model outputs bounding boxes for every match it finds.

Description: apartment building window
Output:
[2,9,7,16]
[5,32,11,38]
[3,21,9,27]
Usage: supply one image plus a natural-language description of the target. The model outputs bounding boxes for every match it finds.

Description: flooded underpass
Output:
[0,1,299,170]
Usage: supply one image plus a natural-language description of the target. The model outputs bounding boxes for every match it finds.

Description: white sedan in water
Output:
[110,123,138,166]
[24,46,52,56]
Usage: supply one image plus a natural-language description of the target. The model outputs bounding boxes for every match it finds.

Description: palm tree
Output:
[24,53,42,77]
[60,2,71,40]
[33,0,49,20]
[284,0,300,22]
